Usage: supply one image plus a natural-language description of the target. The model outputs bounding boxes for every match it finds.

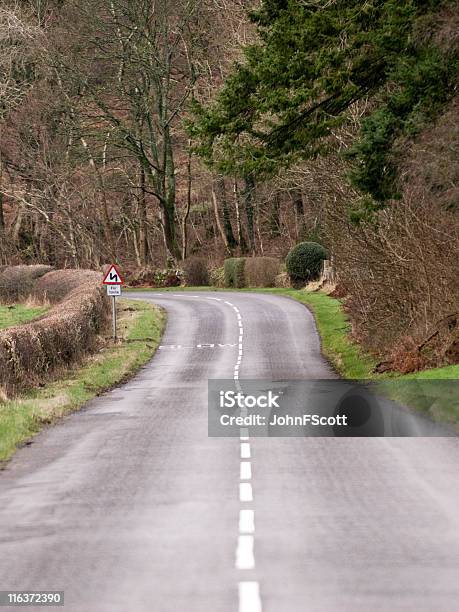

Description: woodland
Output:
[0,0,458,368]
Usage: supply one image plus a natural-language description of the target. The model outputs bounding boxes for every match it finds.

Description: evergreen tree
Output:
[191,0,458,207]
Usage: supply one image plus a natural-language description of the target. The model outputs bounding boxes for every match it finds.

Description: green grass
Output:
[0,303,48,329]
[0,299,165,464]
[261,289,377,378]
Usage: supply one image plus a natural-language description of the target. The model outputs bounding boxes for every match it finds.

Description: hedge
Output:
[0,265,54,303]
[0,268,109,396]
[245,257,281,287]
[224,258,246,288]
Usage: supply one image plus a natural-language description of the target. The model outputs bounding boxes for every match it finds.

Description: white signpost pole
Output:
[112,295,117,341]
[106,285,122,340]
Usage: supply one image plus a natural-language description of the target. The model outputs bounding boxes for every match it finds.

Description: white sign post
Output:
[102,265,124,341]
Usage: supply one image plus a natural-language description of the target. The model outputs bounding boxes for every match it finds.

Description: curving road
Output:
[0,291,458,611]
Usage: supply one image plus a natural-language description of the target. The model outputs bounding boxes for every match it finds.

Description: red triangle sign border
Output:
[103,264,124,285]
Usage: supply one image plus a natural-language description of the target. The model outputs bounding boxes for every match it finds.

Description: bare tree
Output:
[51,0,211,262]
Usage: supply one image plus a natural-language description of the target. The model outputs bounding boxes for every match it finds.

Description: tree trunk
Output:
[233,180,247,254]
[242,175,256,255]
[217,177,237,249]
[292,189,305,240]
[270,193,281,237]
[181,144,192,260]
[162,126,181,262]
[139,166,148,265]
[212,185,231,255]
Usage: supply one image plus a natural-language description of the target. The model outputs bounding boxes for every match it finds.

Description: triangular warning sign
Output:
[103,264,123,285]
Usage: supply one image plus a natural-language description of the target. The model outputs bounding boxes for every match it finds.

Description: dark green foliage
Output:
[346,46,457,202]
[224,258,246,288]
[191,0,458,209]
[286,242,327,283]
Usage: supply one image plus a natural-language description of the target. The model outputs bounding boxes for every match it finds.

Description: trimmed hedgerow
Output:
[0,268,109,397]
[245,257,281,287]
[0,265,54,304]
[33,269,102,304]
[224,258,246,288]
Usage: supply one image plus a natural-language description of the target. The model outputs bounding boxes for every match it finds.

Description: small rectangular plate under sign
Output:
[107,285,121,296]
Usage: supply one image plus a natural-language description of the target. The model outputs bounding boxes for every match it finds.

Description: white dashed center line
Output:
[240,443,251,459]
[239,509,255,534]
[239,482,253,502]
[238,582,262,612]
[236,535,255,570]
[205,295,262,612]
[240,461,252,480]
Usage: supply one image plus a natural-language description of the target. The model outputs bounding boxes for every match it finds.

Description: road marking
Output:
[156,294,262,608]
[239,582,262,612]
[213,298,263,609]
[236,535,255,570]
[239,482,253,502]
[239,509,255,534]
[240,461,252,480]
[152,294,262,608]
[158,343,236,350]
[240,443,251,459]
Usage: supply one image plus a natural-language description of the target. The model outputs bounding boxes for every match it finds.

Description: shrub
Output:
[286,242,326,284]
[33,270,101,304]
[182,257,209,286]
[224,258,246,288]
[162,270,182,287]
[0,268,109,396]
[210,266,225,288]
[151,269,182,287]
[0,265,54,303]
[245,257,281,287]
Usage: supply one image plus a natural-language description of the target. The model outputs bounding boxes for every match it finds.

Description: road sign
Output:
[103,264,123,341]
[103,264,123,285]
[107,285,121,296]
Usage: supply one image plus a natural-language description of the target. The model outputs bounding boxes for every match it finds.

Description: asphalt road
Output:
[0,291,458,611]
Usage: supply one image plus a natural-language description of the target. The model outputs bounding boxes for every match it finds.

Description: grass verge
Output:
[0,299,165,464]
[0,303,48,329]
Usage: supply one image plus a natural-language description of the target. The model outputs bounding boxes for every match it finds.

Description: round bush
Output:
[286,242,326,283]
